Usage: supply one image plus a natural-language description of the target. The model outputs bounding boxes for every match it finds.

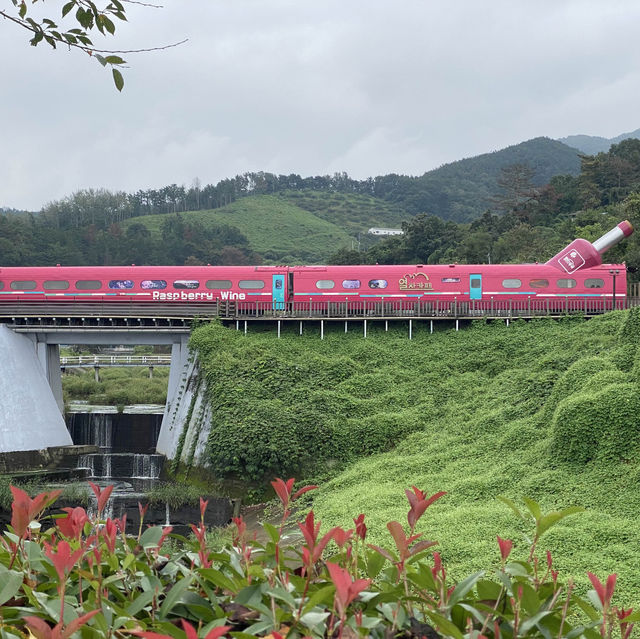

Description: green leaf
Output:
[158,576,193,620]
[112,68,124,92]
[265,585,296,609]
[497,496,524,520]
[522,497,542,520]
[139,525,164,548]
[536,506,584,538]
[0,570,23,606]
[62,2,75,18]
[104,55,125,65]
[573,595,601,622]
[19,1,26,19]
[103,16,116,35]
[243,620,274,635]
[198,568,238,593]
[504,561,532,577]
[262,521,280,545]
[448,570,484,608]
[302,584,334,614]
[126,589,155,616]
[366,548,386,579]
[424,610,464,639]
[519,610,555,635]
[75,7,93,29]
[299,611,330,630]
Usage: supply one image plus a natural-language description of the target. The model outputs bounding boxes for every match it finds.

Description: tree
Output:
[490,163,537,213]
[1,0,185,90]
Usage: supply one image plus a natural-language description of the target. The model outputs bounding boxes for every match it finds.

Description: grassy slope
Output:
[122,196,353,263]
[310,315,640,602]
[276,190,410,237]
[192,313,640,603]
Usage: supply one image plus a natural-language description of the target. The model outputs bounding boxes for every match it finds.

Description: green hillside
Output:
[123,195,353,263]
[189,311,640,602]
[382,137,582,222]
[277,190,409,236]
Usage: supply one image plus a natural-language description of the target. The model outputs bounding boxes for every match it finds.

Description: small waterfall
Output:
[132,454,162,479]
[67,408,164,490]
[77,454,95,476]
[95,414,113,449]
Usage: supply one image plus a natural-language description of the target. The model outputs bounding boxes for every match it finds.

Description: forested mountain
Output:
[331,138,640,276]
[3,134,640,271]
[559,128,640,155]
[380,137,582,221]
[26,136,583,228]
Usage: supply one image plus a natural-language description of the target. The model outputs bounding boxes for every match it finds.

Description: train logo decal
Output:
[399,272,433,291]
[557,248,586,274]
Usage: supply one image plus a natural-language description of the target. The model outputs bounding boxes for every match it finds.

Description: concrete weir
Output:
[0,325,72,452]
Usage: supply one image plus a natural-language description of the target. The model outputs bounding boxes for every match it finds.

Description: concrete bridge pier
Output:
[0,325,72,453]
[32,338,64,414]
[156,335,191,456]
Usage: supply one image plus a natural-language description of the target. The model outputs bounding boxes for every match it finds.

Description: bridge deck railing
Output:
[0,297,638,325]
[60,355,172,366]
[233,297,634,319]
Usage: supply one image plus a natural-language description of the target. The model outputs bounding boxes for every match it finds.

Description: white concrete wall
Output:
[0,326,72,452]
[156,350,212,468]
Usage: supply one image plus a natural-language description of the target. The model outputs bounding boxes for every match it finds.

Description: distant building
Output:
[367,227,404,236]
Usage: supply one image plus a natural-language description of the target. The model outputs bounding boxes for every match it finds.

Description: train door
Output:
[272,274,285,310]
[469,273,482,300]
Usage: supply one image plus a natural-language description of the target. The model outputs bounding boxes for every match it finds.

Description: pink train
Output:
[0,222,633,311]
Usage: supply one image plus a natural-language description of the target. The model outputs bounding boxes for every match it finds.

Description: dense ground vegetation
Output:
[2,480,634,639]
[188,311,640,602]
[62,367,169,407]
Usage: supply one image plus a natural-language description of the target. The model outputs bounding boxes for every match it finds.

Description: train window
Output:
[442,277,460,283]
[585,278,604,288]
[470,278,481,289]
[43,280,69,290]
[173,280,199,290]
[75,280,101,290]
[529,279,549,288]
[239,279,265,289]
[557,278,577,288]
[10,280,36,290]
[109,279,134,290]
[368,279,388,289]
[0,282,4,290]
[502,279,522,289]
[206,280,232,290]
[316,280,335,289]
[342,279,361,289]
[141,280,167,290]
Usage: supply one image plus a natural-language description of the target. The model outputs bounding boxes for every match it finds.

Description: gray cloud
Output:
[3,0,640,210]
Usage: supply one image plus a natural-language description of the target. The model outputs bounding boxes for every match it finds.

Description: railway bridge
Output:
[0,297,637,457]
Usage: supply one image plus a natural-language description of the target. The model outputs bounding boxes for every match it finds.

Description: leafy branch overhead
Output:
[1,0,187,91]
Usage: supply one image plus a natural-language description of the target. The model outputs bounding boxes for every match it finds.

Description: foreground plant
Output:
[0,479,636,639]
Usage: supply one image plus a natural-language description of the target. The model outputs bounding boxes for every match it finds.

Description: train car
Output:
[0,221,633,311]
[289,262,623,305]
[0,264,288,306]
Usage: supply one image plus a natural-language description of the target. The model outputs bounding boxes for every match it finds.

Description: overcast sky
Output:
[3,0,640,211]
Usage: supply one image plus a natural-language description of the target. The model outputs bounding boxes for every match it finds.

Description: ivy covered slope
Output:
[190,311,640,602]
